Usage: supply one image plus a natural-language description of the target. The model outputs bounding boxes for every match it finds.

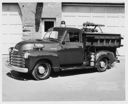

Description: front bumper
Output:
[6,61,28,73]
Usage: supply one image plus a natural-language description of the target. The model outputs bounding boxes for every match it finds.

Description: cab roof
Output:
[51,27,81,31]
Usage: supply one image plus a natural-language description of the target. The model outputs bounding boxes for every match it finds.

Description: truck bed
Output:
[82,32,123,47]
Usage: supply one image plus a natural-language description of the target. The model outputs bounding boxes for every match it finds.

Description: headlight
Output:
[8,48,12,53]
[8,47,13,52]
[23,52,30,59]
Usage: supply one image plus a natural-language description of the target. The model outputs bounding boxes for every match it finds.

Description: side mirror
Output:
[62,41,65,45]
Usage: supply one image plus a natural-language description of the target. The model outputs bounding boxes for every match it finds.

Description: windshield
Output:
[43,31,59,41]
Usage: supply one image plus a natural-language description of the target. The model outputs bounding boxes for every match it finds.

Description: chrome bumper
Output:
[6,61,28,73]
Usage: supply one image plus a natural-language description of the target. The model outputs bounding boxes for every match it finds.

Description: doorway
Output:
[41,18,56,38]
[44,21,54,32]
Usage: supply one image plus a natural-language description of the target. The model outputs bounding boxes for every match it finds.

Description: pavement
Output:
[2,55,125,101]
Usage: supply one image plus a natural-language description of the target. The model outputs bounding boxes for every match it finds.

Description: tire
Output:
[96,56,109,72]
[96,51,115,69]
[32,61,51,80]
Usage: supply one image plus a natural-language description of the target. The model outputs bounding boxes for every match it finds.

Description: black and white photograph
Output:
[1,0,127,103]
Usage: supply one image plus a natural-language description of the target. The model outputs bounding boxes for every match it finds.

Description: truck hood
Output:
[15,39,59,51]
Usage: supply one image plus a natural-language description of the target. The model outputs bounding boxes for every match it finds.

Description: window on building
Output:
[44,21,54,32]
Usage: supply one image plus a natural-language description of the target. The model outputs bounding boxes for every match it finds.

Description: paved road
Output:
[2,55,125,101]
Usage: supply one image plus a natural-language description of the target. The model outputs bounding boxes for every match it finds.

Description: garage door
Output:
[62,4,125,55]
[2,3,22,54]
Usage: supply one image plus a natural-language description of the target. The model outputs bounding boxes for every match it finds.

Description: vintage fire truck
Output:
[7,23,123,80]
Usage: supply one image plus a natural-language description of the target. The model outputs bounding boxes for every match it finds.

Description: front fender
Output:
[26,51,60,72]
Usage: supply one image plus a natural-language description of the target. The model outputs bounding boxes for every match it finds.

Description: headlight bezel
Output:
[8,47,14,53]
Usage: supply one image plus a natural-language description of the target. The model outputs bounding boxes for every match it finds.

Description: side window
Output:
[65,31,79,42]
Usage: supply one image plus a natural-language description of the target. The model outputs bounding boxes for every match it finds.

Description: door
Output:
[2,3,22,54]
[59,29,84,65]
[41,18,56,38]
[62,4,124,32]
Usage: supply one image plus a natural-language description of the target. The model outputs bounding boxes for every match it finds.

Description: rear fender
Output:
[95,51,115,64]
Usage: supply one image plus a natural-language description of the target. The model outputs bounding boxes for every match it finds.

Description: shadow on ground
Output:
[7,71,32,81]
[6,68,97,81]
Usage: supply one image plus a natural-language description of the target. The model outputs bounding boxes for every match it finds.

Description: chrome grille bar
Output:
[9,50,25,68]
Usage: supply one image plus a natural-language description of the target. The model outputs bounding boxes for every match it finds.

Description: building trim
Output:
[62,2,125,7]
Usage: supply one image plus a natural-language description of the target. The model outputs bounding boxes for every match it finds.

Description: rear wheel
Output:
[32,61,51,80]
[96,57,109,72]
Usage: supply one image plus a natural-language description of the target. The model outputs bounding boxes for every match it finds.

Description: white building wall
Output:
[2,3,22,54]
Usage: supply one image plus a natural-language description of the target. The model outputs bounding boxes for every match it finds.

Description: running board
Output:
[60,65,94,71]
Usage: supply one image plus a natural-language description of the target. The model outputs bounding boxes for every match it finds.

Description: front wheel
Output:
[32,61,51,80]
[96,57,109,72]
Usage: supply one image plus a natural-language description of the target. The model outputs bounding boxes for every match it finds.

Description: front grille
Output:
[9,50,25,68]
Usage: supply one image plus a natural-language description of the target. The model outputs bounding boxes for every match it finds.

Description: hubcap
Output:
[38,66,45,74]
[100,61,106,68]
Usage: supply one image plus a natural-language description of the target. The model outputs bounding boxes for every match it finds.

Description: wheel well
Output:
[96,47,116,56]
[34,59,52,68]
[98,55,109,62]
[96,51,115,64]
